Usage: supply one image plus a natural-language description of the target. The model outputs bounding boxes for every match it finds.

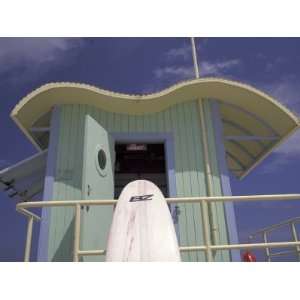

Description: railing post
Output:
[290,222,300,261]
[24,216,34,262]
[263,232,271,262]
[200,200,213,261]
[73,204,81,262]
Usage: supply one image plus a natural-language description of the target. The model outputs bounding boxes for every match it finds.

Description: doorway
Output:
[114,143,168,198]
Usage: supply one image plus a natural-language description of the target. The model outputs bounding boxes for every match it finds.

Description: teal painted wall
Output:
[80,110,115,262]
[48,105,86,261]
[46,99,230,261]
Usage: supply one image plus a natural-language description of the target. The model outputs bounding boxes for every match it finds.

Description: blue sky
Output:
[1,37,300,261]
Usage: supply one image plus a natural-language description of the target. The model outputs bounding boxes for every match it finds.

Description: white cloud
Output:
[259,77,300,114]
[154,66,194,80]
[0,38,73,61]
[162,41,241,75]
[153,59,241,82]
[0,38,84,81]
[156,43,241,83]
[144,57,242,93]
[200,59,241,76]
[165,43,192,61]
[164,38,209,62]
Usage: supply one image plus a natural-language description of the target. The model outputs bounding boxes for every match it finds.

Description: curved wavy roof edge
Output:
[11,77,300,124]
[9,77,300,180]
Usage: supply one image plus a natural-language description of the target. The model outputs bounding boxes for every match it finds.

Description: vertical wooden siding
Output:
[48,105,86,261]
[47,100,229,261]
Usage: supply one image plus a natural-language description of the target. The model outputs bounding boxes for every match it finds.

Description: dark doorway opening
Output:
[114,143,168,198]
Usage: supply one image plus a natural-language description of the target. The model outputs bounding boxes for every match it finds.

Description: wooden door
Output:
[81,114,115,261]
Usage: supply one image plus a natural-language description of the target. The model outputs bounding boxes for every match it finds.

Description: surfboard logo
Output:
[129,194,154,202]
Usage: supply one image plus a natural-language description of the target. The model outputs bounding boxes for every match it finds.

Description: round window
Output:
[95,145,107,177]
[97,149,107,170]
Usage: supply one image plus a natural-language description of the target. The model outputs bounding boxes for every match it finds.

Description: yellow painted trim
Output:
[10,77,300,178]
[11,78,300,122]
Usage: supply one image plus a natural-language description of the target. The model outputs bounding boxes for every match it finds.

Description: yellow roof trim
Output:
[10,77,300,177]
[11,78,300,121]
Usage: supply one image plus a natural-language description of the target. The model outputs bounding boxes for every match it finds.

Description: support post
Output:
[201,200,213,261]
[73,204,81,262]
[198,99,219,255]
[263,232,271,262]
[24,216,34,262]
[290,222,300,261]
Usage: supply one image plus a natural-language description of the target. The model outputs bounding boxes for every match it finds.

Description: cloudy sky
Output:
[1,37,300,261]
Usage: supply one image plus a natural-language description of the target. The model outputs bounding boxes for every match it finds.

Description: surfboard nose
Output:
[120,180,165,202]
[106,179,181,261]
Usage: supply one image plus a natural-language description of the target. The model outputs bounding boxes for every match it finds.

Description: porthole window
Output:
[98,149,107,170]
[95,145,107,177]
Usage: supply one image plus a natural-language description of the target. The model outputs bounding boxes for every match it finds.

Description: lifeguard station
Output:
[1,40,300,262]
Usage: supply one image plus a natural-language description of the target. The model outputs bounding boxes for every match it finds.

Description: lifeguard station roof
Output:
[0,150,46,202]
[10,78,300,179]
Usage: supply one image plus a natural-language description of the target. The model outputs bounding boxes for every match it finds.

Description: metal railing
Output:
[16,194,300,262]
[249,216,300,261]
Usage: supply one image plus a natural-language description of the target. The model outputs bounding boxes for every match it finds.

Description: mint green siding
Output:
[46,99,230,261]
[48,105,86,261]
[80,113,115,262]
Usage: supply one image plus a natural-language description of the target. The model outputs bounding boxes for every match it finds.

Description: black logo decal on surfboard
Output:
[129,194,154,202]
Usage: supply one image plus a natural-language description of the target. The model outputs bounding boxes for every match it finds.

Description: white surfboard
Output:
[106,180,181,262]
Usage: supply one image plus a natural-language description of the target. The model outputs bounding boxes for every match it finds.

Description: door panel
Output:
[81,114,115,261]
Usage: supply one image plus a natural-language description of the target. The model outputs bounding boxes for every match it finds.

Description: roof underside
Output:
[0,150,46,202]
[10,78,300,179]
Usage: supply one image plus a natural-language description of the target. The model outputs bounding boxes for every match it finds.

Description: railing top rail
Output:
[16,193,300,211]
[17,199,118,209]
[169,194,300,203]
[250,216,300,236]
